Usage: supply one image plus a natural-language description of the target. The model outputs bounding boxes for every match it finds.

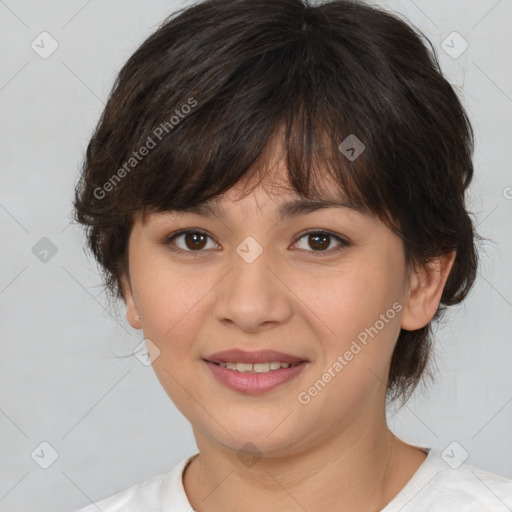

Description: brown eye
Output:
[166,229,217,252]
[308,233,330,251]
[294,231,349,254]
[183,232,207,250]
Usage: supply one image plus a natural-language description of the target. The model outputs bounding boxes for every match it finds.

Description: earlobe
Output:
[400,251,456,331]
[120,274,141,330]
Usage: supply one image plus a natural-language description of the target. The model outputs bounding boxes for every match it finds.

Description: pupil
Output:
[186,232,207,250]
[310,234,329,250]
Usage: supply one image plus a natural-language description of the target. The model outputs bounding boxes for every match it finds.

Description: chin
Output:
[205,420,306,457]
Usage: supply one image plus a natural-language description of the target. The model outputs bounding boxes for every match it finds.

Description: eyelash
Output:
[164,228,350,258]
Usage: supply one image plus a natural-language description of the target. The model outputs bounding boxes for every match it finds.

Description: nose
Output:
[213,238,293,333]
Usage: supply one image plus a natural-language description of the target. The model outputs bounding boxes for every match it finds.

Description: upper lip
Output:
[204,349,308,365]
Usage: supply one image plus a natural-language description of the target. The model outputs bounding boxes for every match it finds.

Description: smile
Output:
[215,361,299,372]
[204,360,309,394]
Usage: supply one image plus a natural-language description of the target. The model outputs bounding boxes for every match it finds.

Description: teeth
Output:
[235,363,253,372]
[218,361,294,372]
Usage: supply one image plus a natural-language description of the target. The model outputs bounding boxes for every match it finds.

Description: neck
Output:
[183,419,426,512]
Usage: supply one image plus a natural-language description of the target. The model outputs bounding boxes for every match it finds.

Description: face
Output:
[121,155,439,459]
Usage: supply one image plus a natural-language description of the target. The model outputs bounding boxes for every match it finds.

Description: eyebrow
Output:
[177,197,362,219]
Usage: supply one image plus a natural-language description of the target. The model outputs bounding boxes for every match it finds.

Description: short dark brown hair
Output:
[73,0,480,403]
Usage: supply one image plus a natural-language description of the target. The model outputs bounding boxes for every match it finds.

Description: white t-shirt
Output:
[74,448,512,511]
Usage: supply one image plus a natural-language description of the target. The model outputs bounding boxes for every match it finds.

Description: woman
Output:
[72,0,512,510]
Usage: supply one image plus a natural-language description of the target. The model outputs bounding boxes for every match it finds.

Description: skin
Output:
[121,146,456,512]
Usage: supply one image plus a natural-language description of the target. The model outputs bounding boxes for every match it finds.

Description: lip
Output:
[203,349,308,365]
[204,360,309,394]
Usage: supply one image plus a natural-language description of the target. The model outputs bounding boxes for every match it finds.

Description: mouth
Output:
[203,348,308,370]
[206,360,305,373]
[202,349,309,394]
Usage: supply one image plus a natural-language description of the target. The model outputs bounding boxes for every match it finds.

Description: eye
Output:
[293,230,349,256]
[165,229,219,252]
[163,228,350,256]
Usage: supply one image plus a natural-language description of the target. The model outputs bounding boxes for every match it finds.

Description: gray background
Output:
[0,0,511,510]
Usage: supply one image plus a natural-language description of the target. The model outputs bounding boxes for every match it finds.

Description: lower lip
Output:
[204,361,309,394]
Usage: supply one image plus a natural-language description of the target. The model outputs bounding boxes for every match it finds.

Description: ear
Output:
[120,273,142,330]
[401,251,456,331]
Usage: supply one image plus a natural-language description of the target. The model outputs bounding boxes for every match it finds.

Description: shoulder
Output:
[73,454,197,512]
[389,448,512,511]
[74,471,167,512]
[431,455,512,508]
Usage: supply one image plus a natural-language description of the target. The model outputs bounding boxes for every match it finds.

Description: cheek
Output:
[293,269,402,422]
[297,262,397,339]
[293,258,404,383]
[131,253,211,354]
[132,261,212,411]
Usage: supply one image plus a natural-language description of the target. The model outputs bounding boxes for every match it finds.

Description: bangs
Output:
[107,23,411,238]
